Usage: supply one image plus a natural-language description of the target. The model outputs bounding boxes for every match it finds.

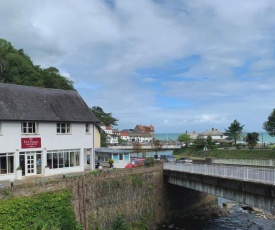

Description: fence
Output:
[164,162,275,185]
[212,158,275,167]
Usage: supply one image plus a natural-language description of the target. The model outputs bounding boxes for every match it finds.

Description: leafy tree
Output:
[152,139,162,158]
[133,141,142,157]
[225,119,244,145]
[244,132,259,148]
[100,132,108,147]
[0,38,74,90]
[91,106,118,127]
[206,135,212,146]
[194,138,205,149]
[177,133,192,147]
[263,108,275,136]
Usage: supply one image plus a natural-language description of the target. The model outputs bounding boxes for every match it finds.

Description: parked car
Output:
[160,155,176,162]
[95,160,100,168]
[177,157,193,164]
[125,158,146,168]
[87,155,100,168]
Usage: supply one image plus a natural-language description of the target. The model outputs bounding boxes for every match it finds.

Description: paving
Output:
[0,169,94,189]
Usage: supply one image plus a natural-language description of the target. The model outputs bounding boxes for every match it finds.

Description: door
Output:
[25,153,36,176]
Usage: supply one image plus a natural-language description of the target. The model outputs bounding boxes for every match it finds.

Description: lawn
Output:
[173,147,275,160]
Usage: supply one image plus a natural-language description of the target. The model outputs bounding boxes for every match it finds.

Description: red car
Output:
[125,158,146,168]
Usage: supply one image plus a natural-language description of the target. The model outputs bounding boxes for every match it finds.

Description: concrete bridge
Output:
[163,163,275,213]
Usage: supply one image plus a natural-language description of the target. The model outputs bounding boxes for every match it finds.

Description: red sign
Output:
[21,138,41,149]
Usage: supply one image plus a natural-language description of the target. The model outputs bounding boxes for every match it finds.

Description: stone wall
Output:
[0,165,167,229]
[0,165,219,229]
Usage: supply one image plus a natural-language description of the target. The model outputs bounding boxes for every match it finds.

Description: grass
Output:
[173,147,275,160]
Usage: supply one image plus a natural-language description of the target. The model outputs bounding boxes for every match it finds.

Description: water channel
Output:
[156,198,275,230]
[134,150,275,229]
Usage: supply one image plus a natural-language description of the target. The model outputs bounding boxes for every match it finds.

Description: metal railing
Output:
[212,158,275,167]
[164,163,275,185]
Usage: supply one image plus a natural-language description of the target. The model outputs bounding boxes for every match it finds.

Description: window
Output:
[0,153,14,174]
[56,123,71,134]
[47,149,80,169]
[85,124,90,133]
[22,122,37,134]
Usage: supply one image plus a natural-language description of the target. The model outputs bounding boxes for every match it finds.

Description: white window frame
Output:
[56,122,71,134]
[21,122,37,134]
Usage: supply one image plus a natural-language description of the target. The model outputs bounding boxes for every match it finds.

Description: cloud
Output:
[2,0,275,133]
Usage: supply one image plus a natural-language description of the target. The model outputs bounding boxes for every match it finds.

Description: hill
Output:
[0,38,73,90]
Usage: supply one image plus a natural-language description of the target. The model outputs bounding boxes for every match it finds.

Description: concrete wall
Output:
[164,170,275,213]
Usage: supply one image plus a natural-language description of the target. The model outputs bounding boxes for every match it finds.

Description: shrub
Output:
[110,213,130,230]
[144,157,155,167]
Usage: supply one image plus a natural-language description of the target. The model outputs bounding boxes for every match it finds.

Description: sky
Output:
[1,0,275,133]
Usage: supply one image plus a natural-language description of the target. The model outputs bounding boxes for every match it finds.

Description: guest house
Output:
[0,84,100,181]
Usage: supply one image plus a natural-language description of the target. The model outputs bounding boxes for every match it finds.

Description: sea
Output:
[155,132,275,144]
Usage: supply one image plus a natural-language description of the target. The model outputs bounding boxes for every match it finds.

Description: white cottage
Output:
[0,84,99,181]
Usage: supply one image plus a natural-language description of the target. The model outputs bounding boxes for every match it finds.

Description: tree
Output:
[91,106,118,127]
[225,119,244,145]
[152,139,162,158]
[194,138,205,149]
[244,132,259,148]
[206,135,212,146]
[177,133,192,147]
[263,108,275,136]
[0,38,74,90]
[132,141,142,157]
[100,132,108,147]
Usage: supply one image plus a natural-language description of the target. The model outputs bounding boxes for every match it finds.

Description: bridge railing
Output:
[212,158,275,167]
[164,163,275,185]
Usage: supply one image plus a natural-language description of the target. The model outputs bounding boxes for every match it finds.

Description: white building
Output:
[95,147,132,168]
[107,134,119,145]
[100,125,119,145]
[198,128,228,142]
[0,84,100,181]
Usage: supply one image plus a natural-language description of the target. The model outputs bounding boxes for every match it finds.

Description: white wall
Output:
[0,121,95,181]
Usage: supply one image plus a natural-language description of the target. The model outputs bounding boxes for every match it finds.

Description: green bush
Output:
[144,157,155,167]
[0,190,81,230]
[110,213,130,230]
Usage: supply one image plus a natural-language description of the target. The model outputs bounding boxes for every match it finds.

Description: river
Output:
[135,151,275,229]
[156,198,275,230]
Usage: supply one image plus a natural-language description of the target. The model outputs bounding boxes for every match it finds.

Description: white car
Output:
[177,157,193,163]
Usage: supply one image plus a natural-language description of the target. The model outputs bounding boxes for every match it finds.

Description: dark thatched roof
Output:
[0,84,99,123]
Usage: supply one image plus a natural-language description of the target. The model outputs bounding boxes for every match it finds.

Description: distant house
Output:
[134,125,154,135]
[198,128,228,143]
[0,84,99,181]
[128,133,153,143]
[99,124,119,145]
[185,130,198,140]
[120,131,131,142]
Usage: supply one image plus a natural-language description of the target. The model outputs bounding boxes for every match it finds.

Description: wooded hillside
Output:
[0,38,74,90]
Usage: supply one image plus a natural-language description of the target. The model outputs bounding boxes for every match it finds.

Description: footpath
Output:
[0,169,93,188]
